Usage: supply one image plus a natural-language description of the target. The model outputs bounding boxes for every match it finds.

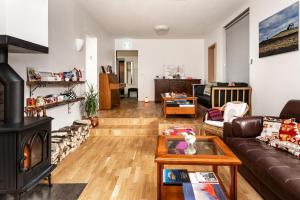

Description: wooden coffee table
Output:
[155,136,241,200]
[161,94,197,118]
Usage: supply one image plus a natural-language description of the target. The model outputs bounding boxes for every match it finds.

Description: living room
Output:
[0,0,300,200]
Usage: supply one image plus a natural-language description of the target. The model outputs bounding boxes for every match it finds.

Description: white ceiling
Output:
[76,0,248,38]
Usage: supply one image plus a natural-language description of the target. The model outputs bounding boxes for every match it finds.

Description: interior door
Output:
[119,61,125,83]
[208,44,216,83]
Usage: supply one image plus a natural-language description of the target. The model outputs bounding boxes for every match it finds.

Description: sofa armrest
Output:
[224,116,263,139]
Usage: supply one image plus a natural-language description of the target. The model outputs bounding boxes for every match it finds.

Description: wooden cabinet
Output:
[154,79,201,102]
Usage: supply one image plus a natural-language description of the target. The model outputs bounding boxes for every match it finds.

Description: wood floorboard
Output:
[52,135,263,200]
[50,99,263,200]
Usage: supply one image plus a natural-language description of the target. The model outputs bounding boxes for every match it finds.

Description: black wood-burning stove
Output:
[0,35,55,200]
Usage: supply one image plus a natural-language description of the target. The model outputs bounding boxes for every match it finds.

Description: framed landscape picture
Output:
[259,2,299,58]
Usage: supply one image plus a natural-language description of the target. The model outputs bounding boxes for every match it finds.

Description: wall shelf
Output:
[26,81,85,97]
[26,81,85,86]
[25,97,85,115]
[43,97,85,109]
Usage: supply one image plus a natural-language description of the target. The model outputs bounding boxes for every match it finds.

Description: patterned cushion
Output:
[269,119,300,158]
[256,117,281,143]
[207,108,223,121]
[279,118,299,142]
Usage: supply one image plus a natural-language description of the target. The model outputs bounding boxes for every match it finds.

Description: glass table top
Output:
[167,139,224,155]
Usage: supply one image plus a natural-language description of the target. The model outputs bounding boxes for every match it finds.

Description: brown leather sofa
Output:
[223,100,300,200]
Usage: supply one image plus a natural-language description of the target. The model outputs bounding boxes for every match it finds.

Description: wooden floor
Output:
[51,98,263,200]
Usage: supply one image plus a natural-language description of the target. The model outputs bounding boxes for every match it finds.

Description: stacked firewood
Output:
[51,120,91,164]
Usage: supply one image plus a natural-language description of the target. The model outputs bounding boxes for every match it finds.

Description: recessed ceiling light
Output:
[154,25,170,36]
[154,25,170,32]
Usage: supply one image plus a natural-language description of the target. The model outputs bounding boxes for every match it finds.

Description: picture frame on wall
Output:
[259,2,299,58]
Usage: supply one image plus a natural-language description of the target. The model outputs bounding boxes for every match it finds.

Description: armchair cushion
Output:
[223,102,247,122]
[204,120,224,128]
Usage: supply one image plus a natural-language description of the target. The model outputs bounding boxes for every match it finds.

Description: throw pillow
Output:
[269,139,300,158]
[269,119,300,158]
[223,102,247,122]
[279,118,299,142]
[203,83,217,96]
[207,108,223,121]
[256,117,281,143]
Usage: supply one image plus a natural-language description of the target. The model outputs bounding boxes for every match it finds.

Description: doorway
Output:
[116,50,138,100]
[208,44,216,83]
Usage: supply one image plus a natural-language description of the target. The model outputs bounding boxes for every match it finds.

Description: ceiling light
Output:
[154,25,170,32]
[154,25,170,36]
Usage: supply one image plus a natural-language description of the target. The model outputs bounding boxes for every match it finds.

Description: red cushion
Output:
[279,118,299,142]
[207,108,223,121]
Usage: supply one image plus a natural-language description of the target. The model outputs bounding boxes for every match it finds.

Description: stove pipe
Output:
[0,47,24,124]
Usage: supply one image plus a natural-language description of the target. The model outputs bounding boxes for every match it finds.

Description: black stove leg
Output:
[14,193,21,200]
[48,174,53,187]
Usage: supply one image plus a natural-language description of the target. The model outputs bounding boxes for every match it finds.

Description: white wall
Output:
[0,0,48,46]
[86,37,98,89]
[204,0,300,116]
[0,0,6,34]
[249,0,300,115]
[203,3,249,83]
[115,39,204,101]
[8,0,114,130]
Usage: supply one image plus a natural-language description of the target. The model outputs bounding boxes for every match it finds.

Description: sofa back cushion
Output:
[280,100,300,123]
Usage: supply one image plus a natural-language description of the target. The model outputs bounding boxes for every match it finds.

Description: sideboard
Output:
[154,79,201,102]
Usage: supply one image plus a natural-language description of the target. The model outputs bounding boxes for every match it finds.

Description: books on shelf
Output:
[182,183,227,200]
[189,172,219,184]
[163,169,190,186]
[165,100,194,108]
[179,105,195,108]
[162,170,226,200]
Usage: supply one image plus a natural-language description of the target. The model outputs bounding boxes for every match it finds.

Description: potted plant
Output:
[84,84,98,127]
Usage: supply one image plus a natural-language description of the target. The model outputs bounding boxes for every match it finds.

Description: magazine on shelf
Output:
[163,169,190,186]
[182,183,227,200]
[188,172,219,184]
[179,105,195,108]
